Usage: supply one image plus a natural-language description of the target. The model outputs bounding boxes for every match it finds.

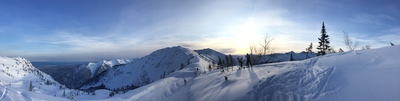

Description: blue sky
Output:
[0,0,399,61]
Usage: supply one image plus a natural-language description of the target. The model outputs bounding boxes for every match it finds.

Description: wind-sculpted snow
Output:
[248,66,337,101]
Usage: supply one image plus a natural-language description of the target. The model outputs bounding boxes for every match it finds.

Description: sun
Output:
[233,19,261,54]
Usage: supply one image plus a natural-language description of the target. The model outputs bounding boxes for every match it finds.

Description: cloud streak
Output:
[1,0,400,61]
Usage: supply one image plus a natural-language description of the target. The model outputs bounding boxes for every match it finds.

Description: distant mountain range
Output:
[39,59,135,89]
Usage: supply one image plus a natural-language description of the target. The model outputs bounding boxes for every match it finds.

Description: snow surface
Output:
[93,45,400,101]
[1,45,400,101]
[0,56,71,101]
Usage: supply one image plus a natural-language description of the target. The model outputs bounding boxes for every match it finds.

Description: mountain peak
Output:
[79,46,208,90]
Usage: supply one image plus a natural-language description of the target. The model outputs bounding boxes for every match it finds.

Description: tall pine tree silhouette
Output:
[316,22,330,56]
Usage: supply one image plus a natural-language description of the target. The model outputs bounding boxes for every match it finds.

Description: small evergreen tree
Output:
[109,91,115,97]
[29,81,33,91]
[162,71,166,78]
[217,57,222,67]
[225,55,230,67]
[290,52,294,61]
[229,54,234,66]
[208,64,212,72]
[180,63,185,70]
[45,80,51,85]
[62,90,66,97]
[316,22,330,56]
[306,42,313,59]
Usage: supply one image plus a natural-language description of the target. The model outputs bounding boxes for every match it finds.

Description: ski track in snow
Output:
[247,59,337,101]
[0,87,6,100]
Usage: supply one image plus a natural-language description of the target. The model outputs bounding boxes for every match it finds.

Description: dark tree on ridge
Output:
[316,22,330,56]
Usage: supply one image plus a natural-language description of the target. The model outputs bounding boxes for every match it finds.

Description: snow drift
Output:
[99,45,400,101]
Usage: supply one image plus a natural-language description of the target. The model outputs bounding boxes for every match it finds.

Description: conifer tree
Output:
[316,22,330,56]
[62,90,66,97]
[290,52,294,61]
[229,54,233,66]
[218,57,222,67]
[225,55,230,67]
[29,81,33,91]
[306,42,313,52]
[306,42,313,59]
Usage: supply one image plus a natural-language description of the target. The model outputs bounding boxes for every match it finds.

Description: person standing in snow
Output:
[237,57,243,67]
[245,53,252,67]
[184,78,187,85]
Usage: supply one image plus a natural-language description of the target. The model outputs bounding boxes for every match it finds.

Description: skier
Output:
[184,78,187,85]
[224,76,228,81]
[237,57,243,67]
[245,53,252,67]
[390,42,395,46]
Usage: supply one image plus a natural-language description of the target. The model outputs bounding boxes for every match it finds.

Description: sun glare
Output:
[233,19,261,54]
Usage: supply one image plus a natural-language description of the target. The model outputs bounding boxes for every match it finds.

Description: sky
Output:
[0,0,399,62]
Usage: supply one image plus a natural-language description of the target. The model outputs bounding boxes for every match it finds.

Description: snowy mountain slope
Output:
[39,59,134,89]
[38,64,89,89]
[194,48,226,63]
[0,86,69,101]
[93,59,314,101]
[95,45,400,101]
[0,56,71,100]
[80,46,213,91]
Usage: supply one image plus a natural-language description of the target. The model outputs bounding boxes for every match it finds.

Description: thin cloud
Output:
[352,14,394,26]
[218,48,236,54]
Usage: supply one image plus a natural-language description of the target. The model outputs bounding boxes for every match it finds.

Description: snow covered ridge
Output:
[0,56,68,100]
[79,46,214,91]
[38,58,135,89]
[84,58,135,78]
[194,48,226,63]
[0,56,58,85]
